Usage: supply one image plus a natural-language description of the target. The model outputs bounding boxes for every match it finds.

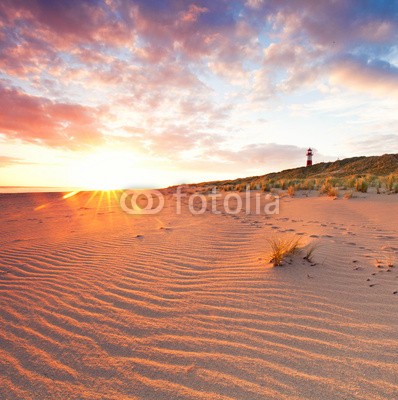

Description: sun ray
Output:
[106,190,111,212]
[62,191,80,199]
[95,190,105,215]
[84,190,99,209]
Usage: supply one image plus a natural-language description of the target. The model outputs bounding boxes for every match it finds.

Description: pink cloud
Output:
[331,57,398,96]
[180,4,209,23]
[0,156,31,167]
[0,84,103,149]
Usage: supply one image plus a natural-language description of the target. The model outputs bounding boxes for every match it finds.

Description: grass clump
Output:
[319,178,338,197]
[261,182,271,192]
[386,174,396,191]
[319,182,331,195]
[268,236,302,266]
[327,187,339,197]
[287,185,295,197]
[320,184,338,197]
[355,178,368,193]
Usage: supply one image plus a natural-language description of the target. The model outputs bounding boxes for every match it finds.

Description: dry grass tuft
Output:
[327,187,339,197]
[268,236,302,266]
[287,185,295,197]
[355,178,368,193]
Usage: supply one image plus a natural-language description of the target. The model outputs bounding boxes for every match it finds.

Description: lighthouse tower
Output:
[306,148,313,167]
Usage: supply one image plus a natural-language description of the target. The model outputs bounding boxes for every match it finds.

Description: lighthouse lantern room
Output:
[306,148,313,167]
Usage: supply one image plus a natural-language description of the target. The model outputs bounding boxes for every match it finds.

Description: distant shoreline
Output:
[0,186,82,194]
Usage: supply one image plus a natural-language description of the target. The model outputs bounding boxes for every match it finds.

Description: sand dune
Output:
[0,190,397,399]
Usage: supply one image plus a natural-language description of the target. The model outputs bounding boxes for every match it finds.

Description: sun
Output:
[70,149,137,190]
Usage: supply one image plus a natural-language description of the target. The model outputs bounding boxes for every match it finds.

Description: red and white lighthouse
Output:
[306,148,313,167]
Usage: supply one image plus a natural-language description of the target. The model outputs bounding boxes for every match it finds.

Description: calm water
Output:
[0,187,80,194]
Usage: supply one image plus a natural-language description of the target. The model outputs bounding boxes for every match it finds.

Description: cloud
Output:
[0,83,103,149]
[2,0,398,99]
[117,120,310,174]
[248,1,398,96]
[214,143,312,166]
[0,156,32,167]
[331,56,398,96]
[348,134,398,154]
[180,4,209,23]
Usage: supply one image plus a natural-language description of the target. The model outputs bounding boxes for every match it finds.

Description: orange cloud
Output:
[0,84,103,149]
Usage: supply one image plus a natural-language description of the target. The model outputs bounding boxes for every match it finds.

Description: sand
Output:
[0,190,397,399]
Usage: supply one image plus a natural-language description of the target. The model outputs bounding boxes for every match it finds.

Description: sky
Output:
[1,0,398,189]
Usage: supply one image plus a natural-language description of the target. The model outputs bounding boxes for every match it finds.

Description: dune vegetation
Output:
[189,153,398,196]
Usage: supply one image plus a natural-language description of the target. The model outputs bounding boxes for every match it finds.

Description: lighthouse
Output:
[306,148,313,167]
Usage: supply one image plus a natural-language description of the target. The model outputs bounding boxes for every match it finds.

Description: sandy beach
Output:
[0,190,397,399]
